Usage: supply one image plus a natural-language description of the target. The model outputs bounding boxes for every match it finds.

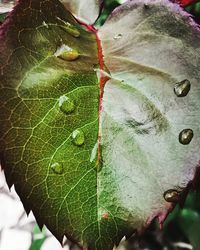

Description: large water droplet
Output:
[54,44,79,61]
[113,34,122,40]
[174,79,191,97]
[72,129,85,146]
[179,129,194,145]
[56,17,80,37]
[51,162,63,174]
[59,95,75,114]
[164,189,179,203]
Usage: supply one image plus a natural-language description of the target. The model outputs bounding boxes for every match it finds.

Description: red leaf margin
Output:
[172,0,200,6]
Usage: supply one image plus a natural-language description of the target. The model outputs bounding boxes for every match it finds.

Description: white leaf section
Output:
[0,2,14,13]
[97,0,200,233]
[60,0,102,24]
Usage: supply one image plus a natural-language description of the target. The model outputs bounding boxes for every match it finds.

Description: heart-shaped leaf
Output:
[0,0,200,249]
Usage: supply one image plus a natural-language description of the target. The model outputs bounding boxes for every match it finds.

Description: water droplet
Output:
[59,95,75,114]
[113,34,122,40]
[54,44,79,61]
[164,189,179,203]
[72,129,85,146]
[174,79,191,97]
[42,21,49,28]
[179,129,194,145]
[51,162,63,174]
[56,17,80,37]
[101,213,109,220]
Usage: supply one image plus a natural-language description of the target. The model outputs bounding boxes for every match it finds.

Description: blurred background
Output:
[0,0,200,249]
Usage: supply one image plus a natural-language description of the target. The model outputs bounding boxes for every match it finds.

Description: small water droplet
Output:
[174,79,191,97]
[59,95,75,114]
[72,129,85,146]
[51,162,63,174]
[56,17,80,37]
[101,213,109,220]
[179,129,194,145]
[113,34,122,40]
[164,189,179,203]
[42,21,49,28]
[54,44,79,61]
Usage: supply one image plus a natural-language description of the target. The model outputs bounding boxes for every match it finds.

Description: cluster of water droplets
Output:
[174,79,193,145]
[50,19,86,174]
[50,94,86,174]
[164,79,193,203]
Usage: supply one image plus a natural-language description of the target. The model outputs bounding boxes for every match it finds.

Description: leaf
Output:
[0,0,103,248]
[98,0,200,241]
[0,2,14,13]
[60,0,102,24]
[0,0,200,250]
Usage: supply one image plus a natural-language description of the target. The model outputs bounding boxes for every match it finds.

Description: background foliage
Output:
[0,0,200,249]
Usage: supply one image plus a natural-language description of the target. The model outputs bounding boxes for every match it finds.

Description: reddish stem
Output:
[76,20,105,164]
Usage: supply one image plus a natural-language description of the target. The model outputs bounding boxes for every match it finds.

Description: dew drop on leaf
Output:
[54,44,79,61]
[113,34,122,40]
[179,129,194,145]
[174,79,191,97]
[42,21,49,28]
[164,189,179,203]
[59,95,75,114]
[72,129,85,146]
[50,162,63,175]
